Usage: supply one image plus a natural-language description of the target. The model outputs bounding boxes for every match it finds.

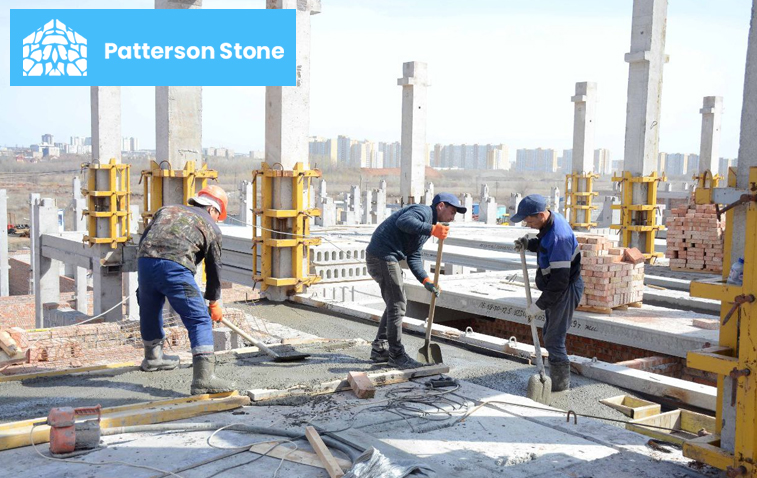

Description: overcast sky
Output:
[0,0,751,159]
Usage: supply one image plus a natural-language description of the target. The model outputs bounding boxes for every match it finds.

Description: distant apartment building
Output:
[41,133,53,144]
[122,137,139,152]
[515,148,558,173]
[432,143,508,170]
[664,153,688,177]
[719,157,737,174]
[379,141,401,169]
[687,154,699,174]
[308,136,338,168]
[559,149,572,173]
[594,148,612,175]
[42,146,60,158]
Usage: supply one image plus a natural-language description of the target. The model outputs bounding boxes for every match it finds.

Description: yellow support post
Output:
[252,162,322,294]
[139,160,217,229]
[82,158,130,248]
[564,172,599,229]
[610,171,666,262]
[686,166,757,476]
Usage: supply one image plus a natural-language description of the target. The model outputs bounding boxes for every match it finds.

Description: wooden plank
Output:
[0,392,249,451]
[248,442,352,470]
[247,364,449,402]
[347,371,375,399]
[305,426,345,478]
[0,362,139,383]
[0,330,21,356]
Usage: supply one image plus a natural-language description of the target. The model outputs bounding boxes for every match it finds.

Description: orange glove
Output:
[208,301,223,322]
[423,277,441,297]
[430,223,449,240]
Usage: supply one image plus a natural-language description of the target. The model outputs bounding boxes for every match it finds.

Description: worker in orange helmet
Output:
[137,184,235,395]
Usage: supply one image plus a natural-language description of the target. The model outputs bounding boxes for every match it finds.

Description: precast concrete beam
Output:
[398,61,429,205]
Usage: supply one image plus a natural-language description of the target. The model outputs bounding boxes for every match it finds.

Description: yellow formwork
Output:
[139,160,217,229]
[610,171,666,262]
[82,158,131,248]
[686,166,757,477]
[252,162,322,293]
[693,169,722,205]
[564,172,599,229]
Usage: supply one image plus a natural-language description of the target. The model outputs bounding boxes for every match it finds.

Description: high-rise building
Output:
[594,148,612,175]
[41,134,53,145]
[664,153,688,177]
[658,152,667,173]
[130,137,139,152]
[719,157,737,175]
[515,148,558,173]
[687,154,699,174]
[309,136,338,168]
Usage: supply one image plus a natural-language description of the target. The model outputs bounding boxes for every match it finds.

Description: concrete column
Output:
[551,186,560,212]
[350,185,361,220]
[0,190,8,296]
[318,179,327,199]
[398,61,429,205]
[71,177,88,314]
[362,189,373,224]
[571,82,598,230]
[91,86,124,322]
[622,0,669,252]
[510,193,522,220]
[423,182,434,206]
[238,180,253,226]
[32,196,61,328]
[698,96,724,176]
[316,197,336,227]
[375,184,387,223]
[724,1,757,453]
[457,193,473,222]
[265,0,320,301]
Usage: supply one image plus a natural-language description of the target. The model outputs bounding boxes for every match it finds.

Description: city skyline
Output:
[0,0,749,161]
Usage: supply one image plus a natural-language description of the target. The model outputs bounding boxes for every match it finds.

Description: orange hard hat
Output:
[197,184,228,221]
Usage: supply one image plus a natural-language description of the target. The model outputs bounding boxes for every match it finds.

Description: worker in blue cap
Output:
[365,193,466,369]
[511,194,583,391]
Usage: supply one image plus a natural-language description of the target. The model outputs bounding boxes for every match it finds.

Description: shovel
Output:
[220,317,310,362]
[520,249,552,404]
[417,237,445,364]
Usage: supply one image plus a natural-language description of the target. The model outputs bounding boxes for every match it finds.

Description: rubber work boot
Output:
[190,353,237,395]
[388,352,425,370]
[370,340,390,363]
[141,339,180,372]
[550,361,571,392]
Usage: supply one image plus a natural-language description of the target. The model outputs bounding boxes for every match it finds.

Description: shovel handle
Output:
[425,237,445,345]
[520,249,546,376]
[220,317,277,357]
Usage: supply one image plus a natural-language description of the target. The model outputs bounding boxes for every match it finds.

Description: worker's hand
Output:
[525,302,542,322]
[208,301,223,322]
[430,223,450,240]
[514,236,529,252]
[423,277,441,297]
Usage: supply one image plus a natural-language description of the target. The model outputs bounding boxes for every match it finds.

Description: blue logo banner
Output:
[11,9,296,86]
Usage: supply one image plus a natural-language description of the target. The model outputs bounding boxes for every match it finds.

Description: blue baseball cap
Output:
[510,194,547,223]
[432,192,467,214]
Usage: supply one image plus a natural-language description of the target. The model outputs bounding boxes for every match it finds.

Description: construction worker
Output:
[512,194,583,392]
[137,184,236,395]
[365,192,466,369]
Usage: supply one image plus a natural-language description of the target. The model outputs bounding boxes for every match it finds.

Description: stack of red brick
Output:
[577,235,645,310]
[665,203,725,272]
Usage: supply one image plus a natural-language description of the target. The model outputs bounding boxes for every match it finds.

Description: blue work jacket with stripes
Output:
[526,211,581,310]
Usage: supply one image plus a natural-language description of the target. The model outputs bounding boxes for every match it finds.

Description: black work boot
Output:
[550,361,571,392]
[141,339,180,372]
[370,340,390,363]
[190,354,237,395]
[388,352,425,370]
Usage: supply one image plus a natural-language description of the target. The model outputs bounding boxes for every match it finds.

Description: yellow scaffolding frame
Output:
[564,172,599,229]
[610,171,666,262]
[686,166,757,477]
[252,162,322,293]
[139,160,217,229]
[693,169,723,205]
[82,159,130,248]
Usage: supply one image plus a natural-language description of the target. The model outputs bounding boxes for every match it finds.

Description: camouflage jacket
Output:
[138,205,223,301]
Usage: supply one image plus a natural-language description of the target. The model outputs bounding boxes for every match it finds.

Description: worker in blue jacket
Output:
[365,193,465,369]
[512,194,583,391]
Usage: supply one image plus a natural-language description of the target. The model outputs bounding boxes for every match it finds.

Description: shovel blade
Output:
[526,373,552,405]
[417,343,443,364]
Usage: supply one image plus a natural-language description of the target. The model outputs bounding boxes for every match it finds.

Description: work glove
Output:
[514,236,529,253]
[423,277,441,297]
[430,223,449,240]
[208,301,223,323]
[525,302,542,322]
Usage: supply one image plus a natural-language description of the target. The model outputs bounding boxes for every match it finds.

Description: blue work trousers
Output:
[543,277,584,364]
[138,258,214,353]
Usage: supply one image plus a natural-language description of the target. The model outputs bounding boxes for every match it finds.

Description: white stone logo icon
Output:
[22,19,87,76]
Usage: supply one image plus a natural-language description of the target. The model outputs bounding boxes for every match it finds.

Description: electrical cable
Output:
[73,296,129,326]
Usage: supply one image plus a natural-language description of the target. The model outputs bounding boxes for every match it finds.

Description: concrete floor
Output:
[0,301,721,477]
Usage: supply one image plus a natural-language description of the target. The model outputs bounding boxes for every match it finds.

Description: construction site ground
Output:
[0,301,717,477]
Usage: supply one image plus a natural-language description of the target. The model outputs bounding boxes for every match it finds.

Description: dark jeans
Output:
[138,257,214,354]
[366,253,406,357]
[543,277,584,364]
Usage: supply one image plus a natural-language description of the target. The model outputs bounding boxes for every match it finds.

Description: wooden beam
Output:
[347,371,375,399]
[247,363,449,402]
[0,362,139,383]
[249,442,351,470]
[0,392,249,451]
[305,426,345,478]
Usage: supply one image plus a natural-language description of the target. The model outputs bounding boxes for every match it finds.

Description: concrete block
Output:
[213,326,240,351]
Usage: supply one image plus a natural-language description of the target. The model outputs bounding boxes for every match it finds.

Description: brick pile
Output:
[665,203,725,272]
[577,235,645,311]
